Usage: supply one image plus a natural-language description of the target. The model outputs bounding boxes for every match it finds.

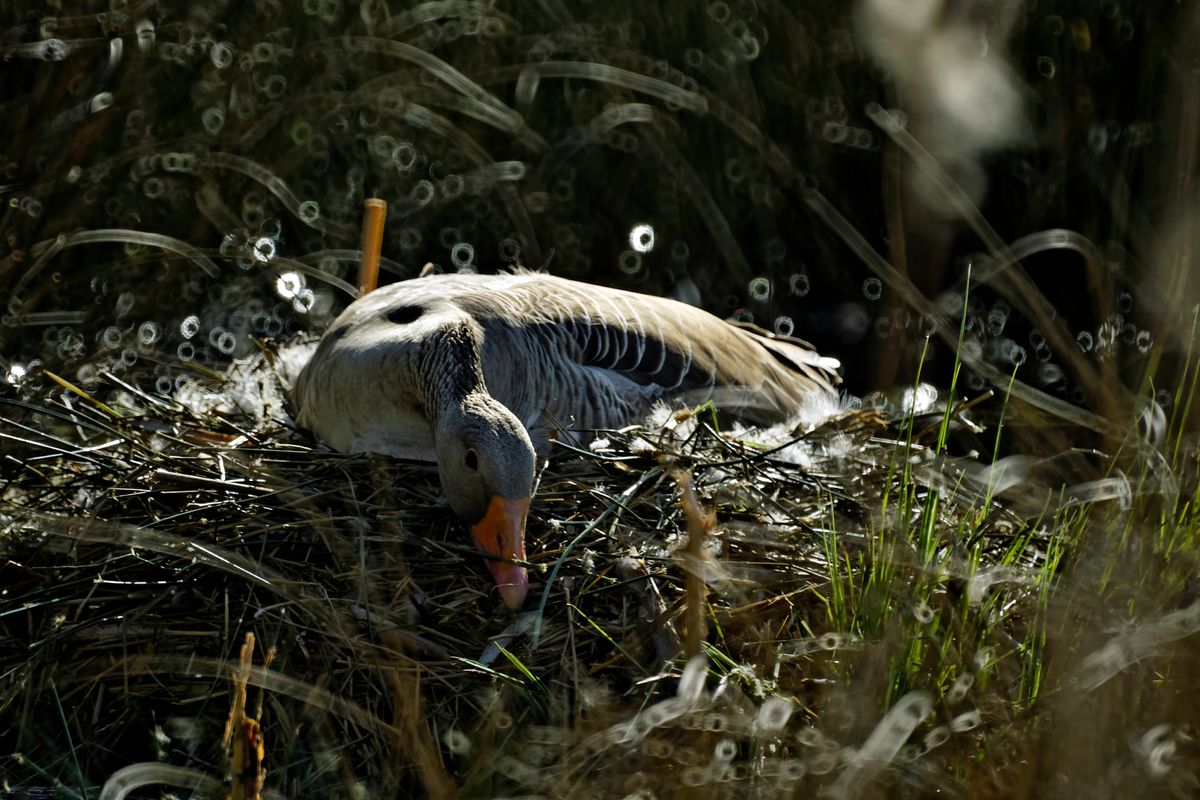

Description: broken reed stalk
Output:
[226,632,268,800]
[676,472,715,658]
[223,632,255,750]
[357,197,387,295]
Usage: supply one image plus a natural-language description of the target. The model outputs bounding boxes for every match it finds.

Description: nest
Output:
[1,352,1191,800]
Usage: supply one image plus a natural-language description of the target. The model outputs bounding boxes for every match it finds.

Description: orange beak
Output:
[470,495,530,609]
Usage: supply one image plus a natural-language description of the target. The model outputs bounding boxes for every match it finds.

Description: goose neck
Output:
[419,320,488,427]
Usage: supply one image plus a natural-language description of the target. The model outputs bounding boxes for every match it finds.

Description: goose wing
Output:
[453,273,841,431]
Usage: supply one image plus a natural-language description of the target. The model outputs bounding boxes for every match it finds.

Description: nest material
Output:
[0,353,1169,799]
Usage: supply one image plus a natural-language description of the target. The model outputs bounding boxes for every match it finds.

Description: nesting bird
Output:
[294,271,840,608]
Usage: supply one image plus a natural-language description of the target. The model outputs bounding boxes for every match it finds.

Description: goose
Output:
[294,271,841,609]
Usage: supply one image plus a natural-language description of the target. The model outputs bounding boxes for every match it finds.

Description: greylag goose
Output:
[294,271,840,608]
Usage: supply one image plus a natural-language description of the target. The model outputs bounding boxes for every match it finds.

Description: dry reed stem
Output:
[357,197,387,295]
[226,633,267,800]
[676,471,715,658]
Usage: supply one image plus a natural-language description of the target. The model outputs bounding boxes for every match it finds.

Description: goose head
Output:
[434,393,536,609]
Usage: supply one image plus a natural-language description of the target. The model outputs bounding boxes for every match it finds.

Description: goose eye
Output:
[464,448,479,471]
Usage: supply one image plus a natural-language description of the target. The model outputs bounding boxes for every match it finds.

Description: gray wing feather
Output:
[472,274,838,427]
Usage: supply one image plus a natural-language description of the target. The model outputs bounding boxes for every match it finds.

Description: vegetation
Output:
[2,1,1198,797]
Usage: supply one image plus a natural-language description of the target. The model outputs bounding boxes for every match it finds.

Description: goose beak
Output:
[471,495,530,609]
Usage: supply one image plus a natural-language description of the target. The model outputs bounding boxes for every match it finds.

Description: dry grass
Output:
[2,352,1196,799]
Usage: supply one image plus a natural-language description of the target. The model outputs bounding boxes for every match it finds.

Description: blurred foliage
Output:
[0,0,1192,410]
